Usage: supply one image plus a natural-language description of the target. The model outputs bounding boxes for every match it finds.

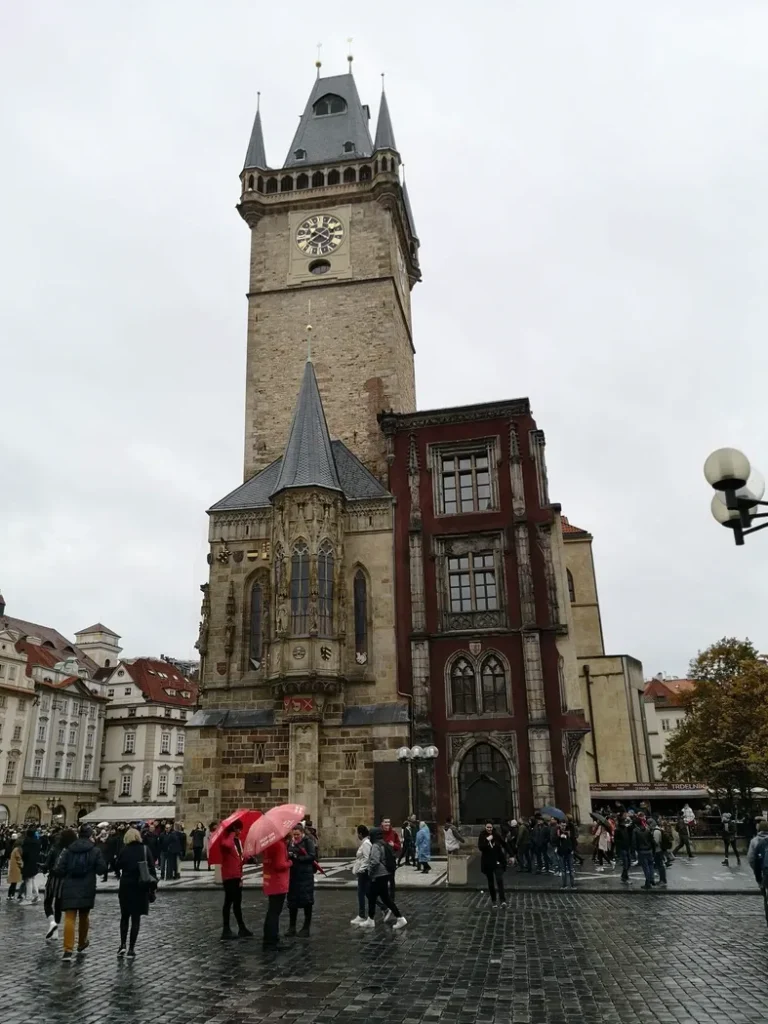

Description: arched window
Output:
[450,658,476,715]
[280,175,294,192]
[104,659,110,668]
[291,542,310,634]
[247,174,254,189]
[343,166,357,183]
[567,569,576,603]
[480,656,507,714]
[374,159,379,174]
[318,541,334,636]
[327,169,340,186]
[359,165,371,181]
[25,804,41,822]
[257,175,264,193]
[296,173,309,190]
[354,570,368,663]
[266,177,278,194]
[249,581,264,669]
[311,170,325,187]
[313,94,347,116]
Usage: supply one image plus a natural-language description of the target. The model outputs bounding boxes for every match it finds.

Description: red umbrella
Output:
[243,803,306,858]
[207,809,263,866]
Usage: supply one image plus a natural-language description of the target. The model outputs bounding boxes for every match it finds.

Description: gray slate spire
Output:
[374,89,397,151]
[402,179,418,243]
[270,360,342,496]
[284,73,373,167]
[243,106,267,169]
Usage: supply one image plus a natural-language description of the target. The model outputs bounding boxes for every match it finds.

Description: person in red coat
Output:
[261,834,291,949]
[219,821,252,940]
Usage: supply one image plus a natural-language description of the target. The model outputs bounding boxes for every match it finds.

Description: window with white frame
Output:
[68,729,76,745]
[0,694,5,707]
[439,450,493,514]
[33,757,43,778]
[83,761,91,781]
[89,705,95,719]
[4,760,17,784]
[107,689,115,697]
[65,761,73,779]
[36,724,46,742]
[57,727,65,744]
[12,725,22,742]
[160,732,171,754]
[164,708,172,718]
[86,729,95,748]
[0,664,5,677]
[124,732,136,754]
[120,773,132,796]
[176,731,185,755]
[41,697,50,712]
[661,719,671,732]
[124,687,131,696]
[448,552,498,612]
[158,771,168,796]
[8,666,17,681]
[72,701,79,716]
[54,759,61,778]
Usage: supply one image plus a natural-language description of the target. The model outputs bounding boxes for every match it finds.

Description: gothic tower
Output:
[238,67,420,481]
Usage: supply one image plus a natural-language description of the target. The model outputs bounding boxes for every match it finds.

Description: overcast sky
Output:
[2,2,767,673]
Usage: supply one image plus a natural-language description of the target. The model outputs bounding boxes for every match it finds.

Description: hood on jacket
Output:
[67,838,96,855]
[369,827,383,843]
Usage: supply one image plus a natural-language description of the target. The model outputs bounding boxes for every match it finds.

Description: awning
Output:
[80,805,177,823]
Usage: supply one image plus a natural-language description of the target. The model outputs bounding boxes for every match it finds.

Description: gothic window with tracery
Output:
[318,541,334,636]
[291,542,310,634]
[450,657,477,715]
[354,569,368,663]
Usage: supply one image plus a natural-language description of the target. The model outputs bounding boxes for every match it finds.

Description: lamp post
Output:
[704,447,768,546]
[396,745,439,822]
[46,796,61,824]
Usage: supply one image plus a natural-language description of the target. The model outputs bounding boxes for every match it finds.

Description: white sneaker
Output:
[45,920,58,940]
[349,916,365,926]
[360,918,375,930]
[392,917,408,931]
[383,909,393,923]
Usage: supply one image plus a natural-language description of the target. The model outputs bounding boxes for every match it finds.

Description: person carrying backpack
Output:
[56,824,107,962]
[721,813,741,866]
[364,827,407,930]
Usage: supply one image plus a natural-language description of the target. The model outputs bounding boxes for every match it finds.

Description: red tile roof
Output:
[16,639,60,677]
[561,516,589,536]
[122,658,199,707]
[643,678,696,706]
[3,615,98,673]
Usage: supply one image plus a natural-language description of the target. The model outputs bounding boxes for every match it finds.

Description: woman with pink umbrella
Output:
[244,804,305,951]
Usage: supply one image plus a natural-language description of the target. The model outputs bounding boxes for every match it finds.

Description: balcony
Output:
[21,776,101,795]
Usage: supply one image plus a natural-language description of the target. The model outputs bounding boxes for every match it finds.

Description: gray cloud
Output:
[2,2,767,671]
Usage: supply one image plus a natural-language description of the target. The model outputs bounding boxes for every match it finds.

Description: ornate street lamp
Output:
[704,448,768,546]
[397,745,439,822]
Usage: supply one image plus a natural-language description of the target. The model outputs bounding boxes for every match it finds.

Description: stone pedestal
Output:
[288,721,320,818]
[447,853,472,886]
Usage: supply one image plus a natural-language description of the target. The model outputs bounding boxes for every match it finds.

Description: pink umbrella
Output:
[207,809,263,866]
[243,804,306,858]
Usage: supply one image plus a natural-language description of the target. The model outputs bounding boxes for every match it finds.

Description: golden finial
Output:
[315,43,322,76]
[347,37,354,69]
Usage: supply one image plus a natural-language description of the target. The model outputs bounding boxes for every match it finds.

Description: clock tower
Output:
[238,68,420,482]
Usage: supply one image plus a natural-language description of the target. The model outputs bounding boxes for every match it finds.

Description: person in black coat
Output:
[56,825,107,961]
[478,822,508,908]
[286,825,316,936]
[20,827,41,903]
[43,828,76,939]
[190,822,206,871]
[115,828,157,957]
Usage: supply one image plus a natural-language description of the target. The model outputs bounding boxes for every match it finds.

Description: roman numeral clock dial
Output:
[295,214,345,257]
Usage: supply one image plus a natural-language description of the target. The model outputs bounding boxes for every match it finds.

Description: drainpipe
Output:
[583,664,600,784]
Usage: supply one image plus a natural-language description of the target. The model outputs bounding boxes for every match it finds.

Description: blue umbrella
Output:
[540,806,566,821]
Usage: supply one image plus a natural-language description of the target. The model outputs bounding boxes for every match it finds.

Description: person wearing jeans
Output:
[478,822,508,907]
[555,824,576,889]
[650,820,667,886]
[351,825,372,925]
[613,815,635,882]
[362,828,407,930]
[56,824,107,962]
[261,835,291,949]
[633,819,656,889]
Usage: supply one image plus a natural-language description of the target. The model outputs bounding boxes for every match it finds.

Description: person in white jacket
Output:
[350,825,372,926]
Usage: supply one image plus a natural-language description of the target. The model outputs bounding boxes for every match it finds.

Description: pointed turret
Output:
[402,179,419,244]
[374,88,397,152]
[243,102,267,170]
[284,73,373,167]
[271,360,342,496]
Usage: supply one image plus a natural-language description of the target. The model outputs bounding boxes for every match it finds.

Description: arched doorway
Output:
[459,743,513,825]
[25,805,41,823]
[52,804,66,824]
[0,805,9,825]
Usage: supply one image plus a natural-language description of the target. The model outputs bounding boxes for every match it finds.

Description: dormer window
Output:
[313,94,346,116]
[343,141,355,154]
[293,148,307,161]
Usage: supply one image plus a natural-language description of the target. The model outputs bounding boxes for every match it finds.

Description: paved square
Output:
[1,889,766,1023]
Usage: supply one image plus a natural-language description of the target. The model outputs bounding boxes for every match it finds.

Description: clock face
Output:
[296,214,345,257]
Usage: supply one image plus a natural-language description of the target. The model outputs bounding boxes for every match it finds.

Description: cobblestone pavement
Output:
[2,889,767,1023]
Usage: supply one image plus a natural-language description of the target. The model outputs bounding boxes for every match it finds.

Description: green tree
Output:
[663,637,768,808]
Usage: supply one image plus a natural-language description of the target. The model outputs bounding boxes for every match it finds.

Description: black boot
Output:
[220,927,237,941]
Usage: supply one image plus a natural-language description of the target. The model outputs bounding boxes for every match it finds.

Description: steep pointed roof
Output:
[284,73,373,167]
[243,106,267,169]
[270,360,342,496]
[402,179,418,243]
[374,89,397,151]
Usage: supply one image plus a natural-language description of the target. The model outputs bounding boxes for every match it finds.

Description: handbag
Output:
[138,846,153,884]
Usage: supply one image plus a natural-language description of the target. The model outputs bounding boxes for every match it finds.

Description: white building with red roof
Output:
[643,675,696,780]
[97,658,198,819]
